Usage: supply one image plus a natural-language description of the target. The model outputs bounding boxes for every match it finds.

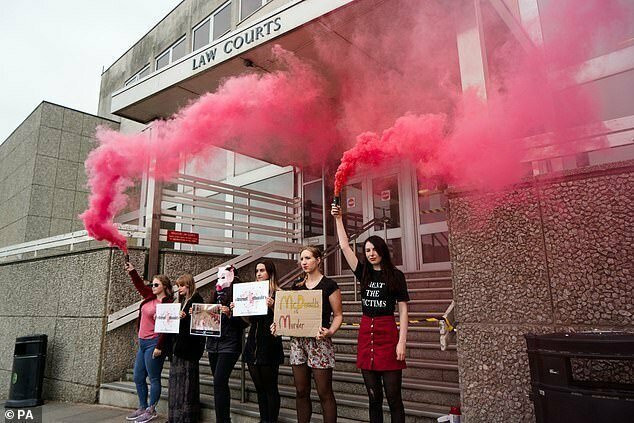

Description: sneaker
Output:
[135,407,157,423]
[125,408,144,421]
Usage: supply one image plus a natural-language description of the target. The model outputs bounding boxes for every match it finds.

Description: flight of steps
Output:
[99,270,460,422]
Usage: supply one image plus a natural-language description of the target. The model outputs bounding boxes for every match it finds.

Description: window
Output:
[193,2,232,51]
[124,64,150,87]
[241,0,267,20]
[156,36,187,70]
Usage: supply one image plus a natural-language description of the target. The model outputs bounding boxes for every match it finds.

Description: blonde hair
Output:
[296,246,323,287]
[176,273,196,300]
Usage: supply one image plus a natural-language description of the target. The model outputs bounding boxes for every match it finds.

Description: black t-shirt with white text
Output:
[353,261,409,317]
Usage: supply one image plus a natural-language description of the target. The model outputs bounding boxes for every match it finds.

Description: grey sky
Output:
[0,0,182,144]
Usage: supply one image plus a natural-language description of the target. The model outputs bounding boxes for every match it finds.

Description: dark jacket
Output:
[205,285,248,354]
[243,305,284,365]
[128,269,173,353]
[172,292,205,362]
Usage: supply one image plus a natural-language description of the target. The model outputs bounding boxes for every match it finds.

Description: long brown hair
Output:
[152,274,174,299]
[176,273,196,301]
[359,235,399,294]
[256,260,280,295]
[295,246,323,287]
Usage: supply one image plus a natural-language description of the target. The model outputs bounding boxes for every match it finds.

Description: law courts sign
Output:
[110,0,355,116]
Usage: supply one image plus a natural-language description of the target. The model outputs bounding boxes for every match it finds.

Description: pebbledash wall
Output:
[0,246,296,401]
[447,160,634,422]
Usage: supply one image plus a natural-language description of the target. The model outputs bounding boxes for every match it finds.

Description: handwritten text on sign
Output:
[273,290,322,337]
[155,303,181,334]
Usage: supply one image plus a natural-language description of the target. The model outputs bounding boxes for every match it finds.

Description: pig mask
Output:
[216,266,235,292]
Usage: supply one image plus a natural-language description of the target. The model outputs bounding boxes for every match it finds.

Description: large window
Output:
[241,0,267,20]
[156,36,187,70]
[124,64,150,87]
[193,2,232,51]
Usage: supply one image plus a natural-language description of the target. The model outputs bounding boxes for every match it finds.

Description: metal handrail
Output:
[278,216,391,293]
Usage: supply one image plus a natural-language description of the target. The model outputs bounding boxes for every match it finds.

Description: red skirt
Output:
[357,315,406,371]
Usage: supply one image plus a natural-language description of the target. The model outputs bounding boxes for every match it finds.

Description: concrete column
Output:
[455,0,489,99]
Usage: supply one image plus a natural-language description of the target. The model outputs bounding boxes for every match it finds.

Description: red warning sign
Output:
[167,230,200,244]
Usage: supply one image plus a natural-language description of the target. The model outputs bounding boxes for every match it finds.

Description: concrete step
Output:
[335,324,446,343]
[165,350,458,382]
[99,381,367,423]
[101,380,446,422]
[342,299,452,313]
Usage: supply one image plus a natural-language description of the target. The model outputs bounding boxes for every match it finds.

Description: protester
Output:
[240,260,284,423]
[169,273,205,423]
[272,246,343,423]
[124,261,174,423]
[206,265,248,423]
[332,204,409,423]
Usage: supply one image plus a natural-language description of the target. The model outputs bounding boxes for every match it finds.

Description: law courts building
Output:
[1,0,633,421]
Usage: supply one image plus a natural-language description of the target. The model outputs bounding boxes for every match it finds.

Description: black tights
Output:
[208,352,240,423]
[248,363,281,423]
[361,369,405,423]
[292,364,337,423]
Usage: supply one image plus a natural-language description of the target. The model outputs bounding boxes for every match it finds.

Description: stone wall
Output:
[0,248,113,402]
[447,161,634,422]
[1,245,298,402]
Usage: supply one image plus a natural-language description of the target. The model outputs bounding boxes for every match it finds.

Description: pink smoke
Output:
[80,46,338,249]
[332,0,632,194]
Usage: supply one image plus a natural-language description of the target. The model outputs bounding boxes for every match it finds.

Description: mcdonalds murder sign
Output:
[273,290,322,337]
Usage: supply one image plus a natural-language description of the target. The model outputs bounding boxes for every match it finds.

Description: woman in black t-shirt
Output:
[271,246,343,423]
[332,205,410,423]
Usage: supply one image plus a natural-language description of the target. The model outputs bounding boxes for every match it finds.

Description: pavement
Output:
[1,402,166,423]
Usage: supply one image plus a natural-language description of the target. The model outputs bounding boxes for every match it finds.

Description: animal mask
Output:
[216,266,235,292]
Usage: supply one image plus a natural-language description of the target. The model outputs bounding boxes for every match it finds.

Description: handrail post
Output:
[240,334,246,403]
[383,219,388,241]
[353,238,358,301]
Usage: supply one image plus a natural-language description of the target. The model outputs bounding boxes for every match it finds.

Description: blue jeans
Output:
[133,337,165,409]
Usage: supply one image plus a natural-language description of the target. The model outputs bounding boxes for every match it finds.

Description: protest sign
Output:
[190,303,221,337]
[273,290,322,337]
[233,281,269,317]
[155,303,181,334]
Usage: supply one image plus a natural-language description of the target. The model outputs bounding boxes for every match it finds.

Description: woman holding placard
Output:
[124,261,174,423]
[239,260,284,423]
[272,246,343,423]
[206,265,248,423]
[168,273,204,423]
[331,205,410,423]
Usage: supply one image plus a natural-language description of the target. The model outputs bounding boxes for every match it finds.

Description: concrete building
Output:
[0,0,632,422]
[0,102,118,248]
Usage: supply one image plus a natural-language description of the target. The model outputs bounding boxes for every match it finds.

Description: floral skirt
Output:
[289,337,335,369]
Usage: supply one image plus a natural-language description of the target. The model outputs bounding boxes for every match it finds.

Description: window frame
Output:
[124,64,150,87]
[155,35,187,71]
[192,1,232,52]
[239,0,268,21]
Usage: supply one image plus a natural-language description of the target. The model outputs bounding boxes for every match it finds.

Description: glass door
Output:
[337,165,419,272]
[416,184,451,270]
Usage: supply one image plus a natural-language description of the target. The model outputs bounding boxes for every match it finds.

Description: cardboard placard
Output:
[154,303,181,334]
[273,290,322,337]
[233,281,269,317]
[190,303,221,337]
